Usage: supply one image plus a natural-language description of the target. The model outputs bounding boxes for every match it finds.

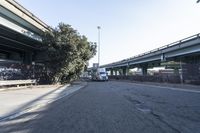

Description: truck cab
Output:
[91,67,108,81]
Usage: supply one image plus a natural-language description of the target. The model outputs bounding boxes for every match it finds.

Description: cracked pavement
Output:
[0,81,199,133]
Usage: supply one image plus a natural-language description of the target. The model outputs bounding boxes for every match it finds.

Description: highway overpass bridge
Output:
[0,0,50,81]
[0,0,49,65]
[100,34,200,83]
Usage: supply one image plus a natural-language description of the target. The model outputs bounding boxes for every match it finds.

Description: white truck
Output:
[91,67,108,81]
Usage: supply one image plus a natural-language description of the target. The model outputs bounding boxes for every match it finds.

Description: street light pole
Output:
[97,26,101,66]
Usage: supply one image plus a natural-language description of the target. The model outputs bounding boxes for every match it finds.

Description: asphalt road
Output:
[0,81,200,133]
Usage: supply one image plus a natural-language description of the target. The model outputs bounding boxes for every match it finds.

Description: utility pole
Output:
[97,26,101,66]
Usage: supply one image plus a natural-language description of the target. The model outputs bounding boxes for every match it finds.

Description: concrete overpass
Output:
[0,0,49,64]
[100,33,200,82]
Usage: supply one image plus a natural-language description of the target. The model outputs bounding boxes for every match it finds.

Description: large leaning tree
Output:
[42,23,96,84]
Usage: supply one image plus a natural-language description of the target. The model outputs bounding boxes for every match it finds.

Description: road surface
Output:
[0,81,200,133]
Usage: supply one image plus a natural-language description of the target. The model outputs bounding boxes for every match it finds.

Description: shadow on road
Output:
[0,83,82,133]
[0,85,63,121]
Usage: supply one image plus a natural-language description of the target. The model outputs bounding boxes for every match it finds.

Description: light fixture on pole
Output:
[97,26,101,66]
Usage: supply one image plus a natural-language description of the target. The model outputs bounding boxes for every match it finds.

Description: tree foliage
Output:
[43,23,96,83]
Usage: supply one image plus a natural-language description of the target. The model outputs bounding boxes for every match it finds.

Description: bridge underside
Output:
[0,24,42,64]
[0,25,49,82]
[105,52,200,84]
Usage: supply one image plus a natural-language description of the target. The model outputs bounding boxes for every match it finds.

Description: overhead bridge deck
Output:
[0,0,50,64]
[101,33,200,69]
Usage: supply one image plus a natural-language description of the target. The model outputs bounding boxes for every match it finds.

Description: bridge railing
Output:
[129,33,200,59]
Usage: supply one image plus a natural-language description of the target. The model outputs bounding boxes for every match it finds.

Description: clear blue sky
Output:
[16,0,200,66]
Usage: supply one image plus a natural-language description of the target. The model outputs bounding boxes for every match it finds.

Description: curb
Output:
[0,84,62,92]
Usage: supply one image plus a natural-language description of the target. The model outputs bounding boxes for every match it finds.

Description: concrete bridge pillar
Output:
[110,69,114,76]
[114,70,118,75]
[122,67,129,76]
[141,65,148,76]
[119,69,123,75]
[122,68,126,75]
[24,52,32,64]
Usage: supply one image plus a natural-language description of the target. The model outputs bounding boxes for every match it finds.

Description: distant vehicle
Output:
[87,74,92,80]
[91,67,108,81]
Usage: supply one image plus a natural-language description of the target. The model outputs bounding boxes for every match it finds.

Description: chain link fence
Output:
[109,63,200,85]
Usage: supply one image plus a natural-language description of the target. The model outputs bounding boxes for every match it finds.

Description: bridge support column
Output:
[122,68,126,75]
[141,65,148,76]
[119,69,123,75]
[24,52,32,64]
[110,69,114,76]
[114,70,118,75]
[122,67,129,76]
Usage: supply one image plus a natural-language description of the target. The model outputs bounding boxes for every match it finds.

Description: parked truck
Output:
[91,67,108,81]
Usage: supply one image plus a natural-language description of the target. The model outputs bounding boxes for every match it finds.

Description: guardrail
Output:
[0,79,36,87]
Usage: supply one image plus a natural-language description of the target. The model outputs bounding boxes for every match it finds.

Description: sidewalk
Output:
[0,81,86,121]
